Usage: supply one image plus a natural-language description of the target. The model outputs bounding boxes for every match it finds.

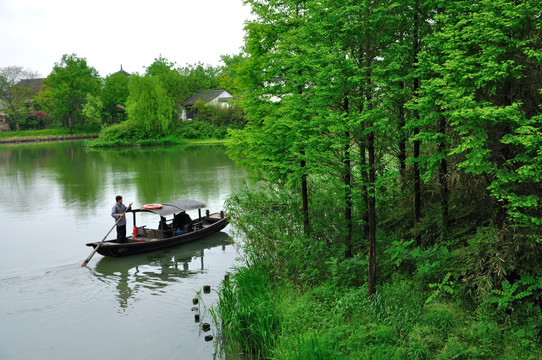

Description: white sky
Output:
[0,0,252,77]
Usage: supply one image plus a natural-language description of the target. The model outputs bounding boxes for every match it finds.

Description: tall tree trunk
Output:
[367,130,376,297]
[438,115,449,243]
[301,158,310,237]
[413,8,422,245]
[365,19,376,297]
[343,97,353,259]
[68,112,73,134]
[398,81,407,183]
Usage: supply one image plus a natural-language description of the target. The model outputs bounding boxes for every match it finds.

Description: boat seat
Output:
[192,221,203,231]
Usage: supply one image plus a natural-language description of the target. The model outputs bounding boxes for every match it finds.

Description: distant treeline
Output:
[0,54,245,136]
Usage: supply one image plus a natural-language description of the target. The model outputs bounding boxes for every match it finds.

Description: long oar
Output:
[81,207,130,267]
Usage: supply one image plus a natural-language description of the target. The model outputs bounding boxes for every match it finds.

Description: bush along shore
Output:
[0,120,239,147]
[211,187,542,360]
[87,120,239,147]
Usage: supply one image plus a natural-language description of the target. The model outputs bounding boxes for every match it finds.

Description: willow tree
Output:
[125,75,174,136]
[145,56,183,120]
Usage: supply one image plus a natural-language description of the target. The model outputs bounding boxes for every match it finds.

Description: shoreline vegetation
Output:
[0,128,98,144]
[0,121,232,147]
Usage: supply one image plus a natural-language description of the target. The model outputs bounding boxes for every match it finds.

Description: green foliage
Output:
[177,62,220,101]
[94,122,146,145]
[34,85,53,117]
[0,66,40,131]
[212,265,280,359]
[275,333,342,360]
[81,94,103,127]
[145,55,184,119]
[192,101,246,127]
[0,126,97,140]
[101,71,129,123]
[125,74,174,136]
[45,54,101,133]
[218,53,246,97]
[486,274,542,313]
[175,119,235,140]
[426,273,456,304]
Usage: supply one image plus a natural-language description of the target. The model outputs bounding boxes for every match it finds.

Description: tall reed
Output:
[212,263,280,359]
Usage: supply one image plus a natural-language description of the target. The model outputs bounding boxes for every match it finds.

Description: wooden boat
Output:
[86,199,229,257]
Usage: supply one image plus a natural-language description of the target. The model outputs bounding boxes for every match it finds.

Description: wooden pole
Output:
[81,205,130,267]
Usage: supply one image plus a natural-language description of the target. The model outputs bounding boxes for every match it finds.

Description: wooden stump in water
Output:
[194,314,200,322]
[192,298,198,305]
[202,323,211,332]
[205,335,213,342]
[203,285,211,293]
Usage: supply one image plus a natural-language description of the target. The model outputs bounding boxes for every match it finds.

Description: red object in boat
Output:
[142,203,163,210]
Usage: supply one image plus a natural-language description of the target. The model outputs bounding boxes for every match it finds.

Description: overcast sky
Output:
[0,0,252,77]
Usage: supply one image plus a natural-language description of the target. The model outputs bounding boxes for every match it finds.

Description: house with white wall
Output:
[181,89,234,120]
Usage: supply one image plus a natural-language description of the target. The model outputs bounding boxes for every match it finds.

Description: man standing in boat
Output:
[111,195,132,243]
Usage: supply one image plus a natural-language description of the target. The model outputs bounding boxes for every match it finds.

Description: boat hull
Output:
[86,217,229,257]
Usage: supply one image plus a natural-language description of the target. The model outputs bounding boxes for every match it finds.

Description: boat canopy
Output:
[136,199,206,216]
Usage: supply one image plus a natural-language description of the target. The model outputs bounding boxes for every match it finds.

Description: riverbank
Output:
[212,187,542,360]
[0,127,99,144]
[0,125,231,146]
[0,134,98,144]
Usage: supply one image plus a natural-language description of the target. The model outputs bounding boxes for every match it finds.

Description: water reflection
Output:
[92,232,232,310]
[0,142,243,216]
[0,141,246,360]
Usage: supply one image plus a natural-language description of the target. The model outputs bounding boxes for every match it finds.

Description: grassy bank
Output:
[0,127,99,143]
[212,187,542,360]
[215,265,540,360]
[0,121,235,146]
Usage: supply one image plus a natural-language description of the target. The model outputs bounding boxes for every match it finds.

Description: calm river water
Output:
[0,141,247,360]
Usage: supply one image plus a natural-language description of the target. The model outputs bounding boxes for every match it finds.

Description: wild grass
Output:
[0,125,98,140]
[211,264,280,359]
[212,185,542,359]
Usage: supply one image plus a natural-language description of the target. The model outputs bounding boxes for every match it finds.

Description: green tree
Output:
[178,63,220,100]
[145,56,183,120]
[0,66,40,131]
[45,54,102,133]
[82,94,104,128]
[34,85,54,121]
[416,0,542,286]
[228,0,318,237]
[125,74,174,136]
[218,53,246,97]
[102,71,129,123]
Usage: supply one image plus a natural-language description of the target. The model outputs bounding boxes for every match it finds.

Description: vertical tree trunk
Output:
[343,97,353,259]
[367,131,376,297]
[360,143,370,241]
[68,112,73,134]
[413,8,422,245]
[301,158,310,237]
[438,115,449,243]
[365,16,376,297]
[398,81,407,183]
